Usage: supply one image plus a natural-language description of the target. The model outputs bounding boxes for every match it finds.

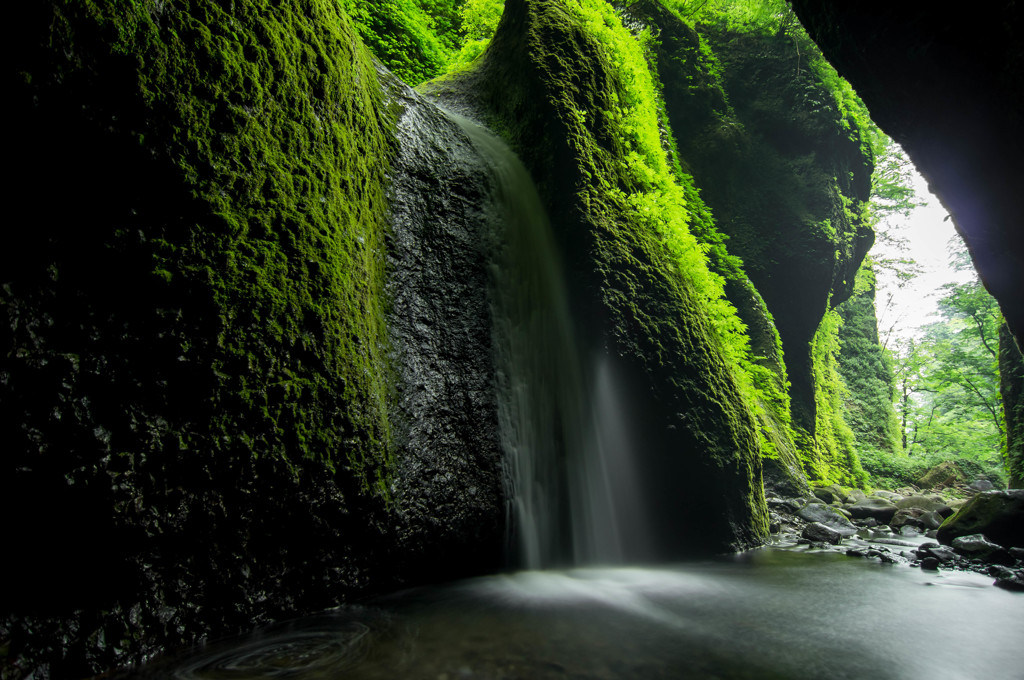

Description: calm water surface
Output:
[127,548,1024,680]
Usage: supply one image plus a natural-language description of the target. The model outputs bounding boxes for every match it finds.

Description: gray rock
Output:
[812,486,840,504]
[895,494,953,515]
[920,557,940,571]
[845,488,868,504]
[802,522,843,545]
[919,544,958,563]
[951,534,1015,565]
[767,496,803,514]
[846,497,899,524]
[951,533,1003,553]
[890,507,926,529]
[969,479,995,492]
[920,510,945,530]
[797,503,858,536]
[994,570,1024,592]
[871,490,904,503]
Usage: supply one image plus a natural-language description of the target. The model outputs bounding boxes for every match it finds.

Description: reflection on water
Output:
[125,550,1024,680]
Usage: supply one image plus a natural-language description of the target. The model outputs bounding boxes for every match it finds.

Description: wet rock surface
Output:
[766,487,1024,588]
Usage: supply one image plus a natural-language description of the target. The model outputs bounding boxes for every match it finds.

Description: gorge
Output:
[3,1,1023,678]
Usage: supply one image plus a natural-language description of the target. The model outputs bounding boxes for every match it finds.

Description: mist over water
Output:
[125,552,1024,680]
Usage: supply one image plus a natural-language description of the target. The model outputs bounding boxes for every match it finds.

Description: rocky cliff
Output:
[3,2,506,676]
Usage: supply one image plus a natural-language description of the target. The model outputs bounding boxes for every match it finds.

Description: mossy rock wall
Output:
[427,0,770,555]
[835,263,901,455]
[1000,324,1024,488]
[646,14,874,435]
[2,2,505,676]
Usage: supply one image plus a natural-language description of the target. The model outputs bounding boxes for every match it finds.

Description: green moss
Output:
[836,259,902,456]
[340,0,452,85]
[428,0,769,550]
[45,0,397,492]
[800,308,869,487]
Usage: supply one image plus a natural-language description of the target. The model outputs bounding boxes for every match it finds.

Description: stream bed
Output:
[122,547,1024,680]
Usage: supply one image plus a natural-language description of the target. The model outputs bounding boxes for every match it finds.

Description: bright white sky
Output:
[872,168,975,345]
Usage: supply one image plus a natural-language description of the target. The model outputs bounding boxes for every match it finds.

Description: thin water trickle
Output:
[447,111,647,569]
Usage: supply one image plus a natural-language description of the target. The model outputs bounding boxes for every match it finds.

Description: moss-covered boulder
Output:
[937,489,1024,549]
[917,461,967,490]
[426,0,770,556]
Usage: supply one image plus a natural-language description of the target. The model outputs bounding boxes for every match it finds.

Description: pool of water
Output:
[124,548,1024,679]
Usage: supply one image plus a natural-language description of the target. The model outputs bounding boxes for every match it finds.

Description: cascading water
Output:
[447,112,648,569]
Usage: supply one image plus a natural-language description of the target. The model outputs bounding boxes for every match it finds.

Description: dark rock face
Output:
[385,82,507,581]
[2,3,504,677]
[790,1,1024,346]
[1000,323,1024,488]
[937,490,1024,548]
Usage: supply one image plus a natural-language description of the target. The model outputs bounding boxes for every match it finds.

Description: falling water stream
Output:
[117,111,1024,680]
[452,111,645,568]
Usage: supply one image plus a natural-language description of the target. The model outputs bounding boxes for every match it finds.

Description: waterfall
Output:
[447,111,648,569]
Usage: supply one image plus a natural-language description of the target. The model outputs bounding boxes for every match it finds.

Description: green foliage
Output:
[340,0,453,84]
[866,242,1007,488]
[336,0,507,84]
[665,0,796,35]
[461,0,504,39]
[418,0,466,51]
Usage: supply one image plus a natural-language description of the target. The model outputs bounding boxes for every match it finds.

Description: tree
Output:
[894,241,1005,481]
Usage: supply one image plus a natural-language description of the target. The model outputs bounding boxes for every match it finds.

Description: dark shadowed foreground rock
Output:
[937,490,1024,548]
[1,4,506,677]
[950,535,1015,566]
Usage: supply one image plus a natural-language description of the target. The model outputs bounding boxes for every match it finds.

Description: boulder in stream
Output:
[936,489,1024,548]
[950,534,1015,565]
[846,498,899,524]
[895,495,954,517]
[802,522,844,545]
[797,503,858,536]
